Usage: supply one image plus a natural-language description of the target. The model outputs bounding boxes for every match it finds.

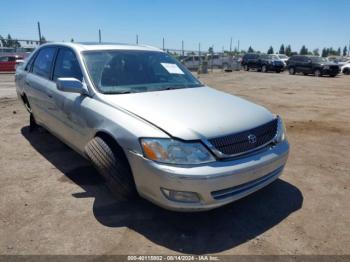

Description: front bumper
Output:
[126,140,289,211]
[321,68,340,75]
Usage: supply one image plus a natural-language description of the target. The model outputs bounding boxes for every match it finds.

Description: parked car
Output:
[180,55,206,70]
[241,53,284,73]
[341,61,350,75]
[181,54,240,71]
[15,42,289,211]
[276,54,289,67]
[0,55,24,71]
[287,55,340,77]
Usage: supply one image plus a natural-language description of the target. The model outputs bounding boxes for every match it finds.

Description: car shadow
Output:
[21,126,303,254]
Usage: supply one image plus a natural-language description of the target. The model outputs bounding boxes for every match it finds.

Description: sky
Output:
[1,0,349,53]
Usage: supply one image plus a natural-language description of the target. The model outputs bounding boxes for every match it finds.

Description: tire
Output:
[244,65,249,71]
[85,136,136,199]
[314,69,322,77]
[276,69,281,73]
[329,74,336,77]
[261,65,267,73]
[303,72,308,76]
[288,67,295,75]
[343,68,350,75]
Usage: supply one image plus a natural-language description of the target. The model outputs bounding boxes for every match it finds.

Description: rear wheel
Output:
[343,68,350,75]
[314,69,322,77]
[276,69,281,73]
[85,136,137,199]
[288,67,295,75]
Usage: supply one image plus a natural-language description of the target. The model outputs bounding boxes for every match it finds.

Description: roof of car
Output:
[39,42,163,52]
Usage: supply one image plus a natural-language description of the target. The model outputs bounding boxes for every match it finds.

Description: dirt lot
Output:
[0,71,349,255]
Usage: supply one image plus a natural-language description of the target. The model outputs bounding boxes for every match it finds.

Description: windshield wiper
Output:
[104,90,133,94]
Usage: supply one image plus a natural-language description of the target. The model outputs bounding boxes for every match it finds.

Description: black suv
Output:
[241,53,284,73]
[287,55,340,77]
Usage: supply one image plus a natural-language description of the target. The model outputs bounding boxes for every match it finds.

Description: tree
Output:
[313,48,320,56]
[0,34,20,48]
[285,45,292,56]
[40,36,47,44]
[343,46,348,57]
[247,46,254,53]
[300,45,308,55]
[70,38,74,42]
[279,44,285,54]
[337,47,341,56]
[321,48,327,57]
[267,46,274,54]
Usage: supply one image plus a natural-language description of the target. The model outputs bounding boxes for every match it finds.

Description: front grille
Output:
[208,118,278,156]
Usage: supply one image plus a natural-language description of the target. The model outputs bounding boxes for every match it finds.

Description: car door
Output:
[24,47,57,125]
[249,54,259,69]
[49,47,90,151]
[298,56,310,73]
[0,56,12,71]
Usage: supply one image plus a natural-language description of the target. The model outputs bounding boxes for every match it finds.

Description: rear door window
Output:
[53,48,83,82]
[32,47,56,79]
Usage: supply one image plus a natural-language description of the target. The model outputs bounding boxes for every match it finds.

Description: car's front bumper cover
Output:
[126,140,289,211]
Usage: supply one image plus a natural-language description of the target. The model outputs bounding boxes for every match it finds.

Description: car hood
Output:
[101,86,274,140]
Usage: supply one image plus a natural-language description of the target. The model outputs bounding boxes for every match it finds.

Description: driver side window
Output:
[53,48,83,82]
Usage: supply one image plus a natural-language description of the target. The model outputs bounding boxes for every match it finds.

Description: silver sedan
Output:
[15,42,289,211]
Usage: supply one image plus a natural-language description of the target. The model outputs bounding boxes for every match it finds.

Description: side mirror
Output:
[57,77,89,95]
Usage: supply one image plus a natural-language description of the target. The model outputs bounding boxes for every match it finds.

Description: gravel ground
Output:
[0,71,349,255]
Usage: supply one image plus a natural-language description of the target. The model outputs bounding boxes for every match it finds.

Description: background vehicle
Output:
[241,53,284,73]
[276,54,289,67]
[181,54,240,71]
[15,42,289,211]
[287,55,340,77]
[0,55,24,71]
[341,61,350,75]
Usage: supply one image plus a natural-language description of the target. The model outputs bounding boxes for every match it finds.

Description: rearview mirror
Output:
[57,78,88,95]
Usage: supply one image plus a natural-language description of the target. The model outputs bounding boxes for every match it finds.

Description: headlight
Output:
[274,117,287,143]
[140,138,215,164]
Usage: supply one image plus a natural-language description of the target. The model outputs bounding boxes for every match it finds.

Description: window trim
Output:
[31,46,58,80]
[51,46,83,83]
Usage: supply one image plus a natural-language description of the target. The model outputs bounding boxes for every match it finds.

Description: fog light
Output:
[161,188,200,203]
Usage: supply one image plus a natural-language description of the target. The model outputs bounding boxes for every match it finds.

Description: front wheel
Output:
[343,68,350,75]
[276,69,281,73]
[85,136,137,199]
[314,69,322,77]
[288,67,295,75]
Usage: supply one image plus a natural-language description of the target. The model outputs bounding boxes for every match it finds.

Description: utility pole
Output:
[198,42,201,56]
[230,37,232,52]
[98,29,101,43]
[162,37,165,51]
[348,40,350,56]
[182,40,184,56]
[136,34,139,44]
[238,40,240,52]
[37,22,42,44]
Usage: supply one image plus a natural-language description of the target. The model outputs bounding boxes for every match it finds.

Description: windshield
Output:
[278,54,288,59]
[83,50,203,94]
[310,57,328,63]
